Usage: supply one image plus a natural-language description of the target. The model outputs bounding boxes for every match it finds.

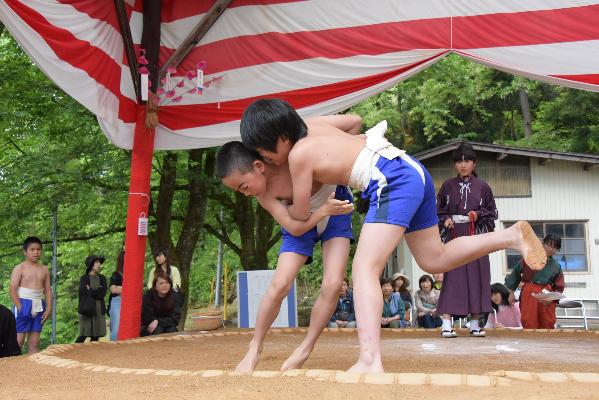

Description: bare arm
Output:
[307,114,362,135]
[42,268,52,323]
[110,285,122,295]
[9,265,22,311]
[258,193,352,236]
[287,148,314,221]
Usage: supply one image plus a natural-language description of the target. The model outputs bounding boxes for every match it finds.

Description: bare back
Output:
[293,121,364,185]
[12,262,48,290]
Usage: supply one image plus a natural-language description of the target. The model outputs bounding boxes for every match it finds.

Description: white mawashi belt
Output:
[451,214,471,223]
[18,287,44,316]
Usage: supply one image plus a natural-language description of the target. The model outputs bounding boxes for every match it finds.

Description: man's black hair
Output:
[240,98,308,152]
[543,233,562,251]
[216,141,262,179]
[22,236,42,251]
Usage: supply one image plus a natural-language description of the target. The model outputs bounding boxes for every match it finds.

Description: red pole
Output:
[118,105,155,340]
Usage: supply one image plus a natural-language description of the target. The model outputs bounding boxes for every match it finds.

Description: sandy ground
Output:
[1,329,599,400]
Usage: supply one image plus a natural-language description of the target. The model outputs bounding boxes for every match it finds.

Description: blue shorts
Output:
[279,186,354,264]
[363,154,438,232]
[14,298,45,333]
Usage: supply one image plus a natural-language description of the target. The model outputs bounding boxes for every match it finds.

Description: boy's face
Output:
[222,161,267,197]
[256,137,291,166]
[23,243,42,262]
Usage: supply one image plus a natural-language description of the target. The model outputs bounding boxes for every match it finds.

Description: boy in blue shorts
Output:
[9,236,52,354]
[217,137,356,373]
[240,98,547,373]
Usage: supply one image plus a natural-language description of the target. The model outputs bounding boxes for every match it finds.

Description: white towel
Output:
[18,287,44,317]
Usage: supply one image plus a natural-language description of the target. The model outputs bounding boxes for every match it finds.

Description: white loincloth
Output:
[309,183,338,235]
[348,120,424,191]
[18,287,44,317]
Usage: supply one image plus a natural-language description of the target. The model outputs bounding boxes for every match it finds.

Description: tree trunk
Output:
[151,151,177,253]
[174,149,211,330]
[519,87,533,139]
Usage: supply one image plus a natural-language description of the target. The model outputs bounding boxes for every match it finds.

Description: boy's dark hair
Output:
[490,282,510,310]
[22,236,42,251]
[543,233,562,251]
[240,99,307,152]
[216,141,262,179]
[418,274,434,289]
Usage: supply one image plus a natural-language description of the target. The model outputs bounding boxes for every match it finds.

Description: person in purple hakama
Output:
[436,142,498,338]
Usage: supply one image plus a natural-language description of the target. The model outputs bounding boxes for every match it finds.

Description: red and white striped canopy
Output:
[2,1,599,150]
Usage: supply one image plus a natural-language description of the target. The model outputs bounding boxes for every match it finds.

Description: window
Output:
[504,221,588,272]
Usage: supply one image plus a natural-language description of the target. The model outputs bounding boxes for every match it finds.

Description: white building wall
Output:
[402,158,599,300]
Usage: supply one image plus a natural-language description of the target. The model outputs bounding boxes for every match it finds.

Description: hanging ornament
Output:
[138,212,148,236]
[196,61,206,95]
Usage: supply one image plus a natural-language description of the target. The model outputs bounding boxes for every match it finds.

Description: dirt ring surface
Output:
[27,328,599,387]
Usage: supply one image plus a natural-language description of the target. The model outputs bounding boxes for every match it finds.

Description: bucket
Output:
[191,310,223,331]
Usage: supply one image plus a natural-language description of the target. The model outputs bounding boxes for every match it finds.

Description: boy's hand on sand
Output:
[323,193,353,215]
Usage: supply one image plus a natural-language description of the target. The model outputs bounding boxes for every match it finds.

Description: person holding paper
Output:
[505,233,565,329]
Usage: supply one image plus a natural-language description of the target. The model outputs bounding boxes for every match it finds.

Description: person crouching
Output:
[141,272,183,336]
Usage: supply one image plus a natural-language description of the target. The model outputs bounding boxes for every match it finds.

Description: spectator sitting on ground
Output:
[432,273,444,290]
[485,283,522,329]
[381,278,406,328]
[415,275,443,329]
[141,273,183,336]
[328,278,356,328]
[391,272,413,323]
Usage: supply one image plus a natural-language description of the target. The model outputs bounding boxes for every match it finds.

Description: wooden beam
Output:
[114,0,141,103]
[538,158,552,166]
[158,0,233,81]
[496,153,508,161]
[584,163,599,171]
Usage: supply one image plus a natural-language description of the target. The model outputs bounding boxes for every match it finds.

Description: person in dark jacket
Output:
[76,255,107,343]
[328,278,356,328]
[141,272,183,336]
[0,304,21,357]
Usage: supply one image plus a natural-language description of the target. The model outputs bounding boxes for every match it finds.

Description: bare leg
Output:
[16,332,25,349]
[235,252,307,374]
[27,332,40,354]
[281,238,350,371]
[348,224,406,373]
[405,221,546,273]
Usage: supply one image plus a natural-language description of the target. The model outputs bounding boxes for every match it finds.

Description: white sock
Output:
[442,319,452,331]
[470,319,480,331]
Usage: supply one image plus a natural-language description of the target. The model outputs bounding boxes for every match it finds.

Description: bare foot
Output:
[235,345,262,374]
[347,357,384,373]
[281,345,313,371]
[514,221,547,270]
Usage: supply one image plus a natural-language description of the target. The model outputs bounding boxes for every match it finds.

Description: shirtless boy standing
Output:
[240,98,547,373]
[9,236,52,354]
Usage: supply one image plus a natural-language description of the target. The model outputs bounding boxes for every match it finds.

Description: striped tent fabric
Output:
[2,0,599,150]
